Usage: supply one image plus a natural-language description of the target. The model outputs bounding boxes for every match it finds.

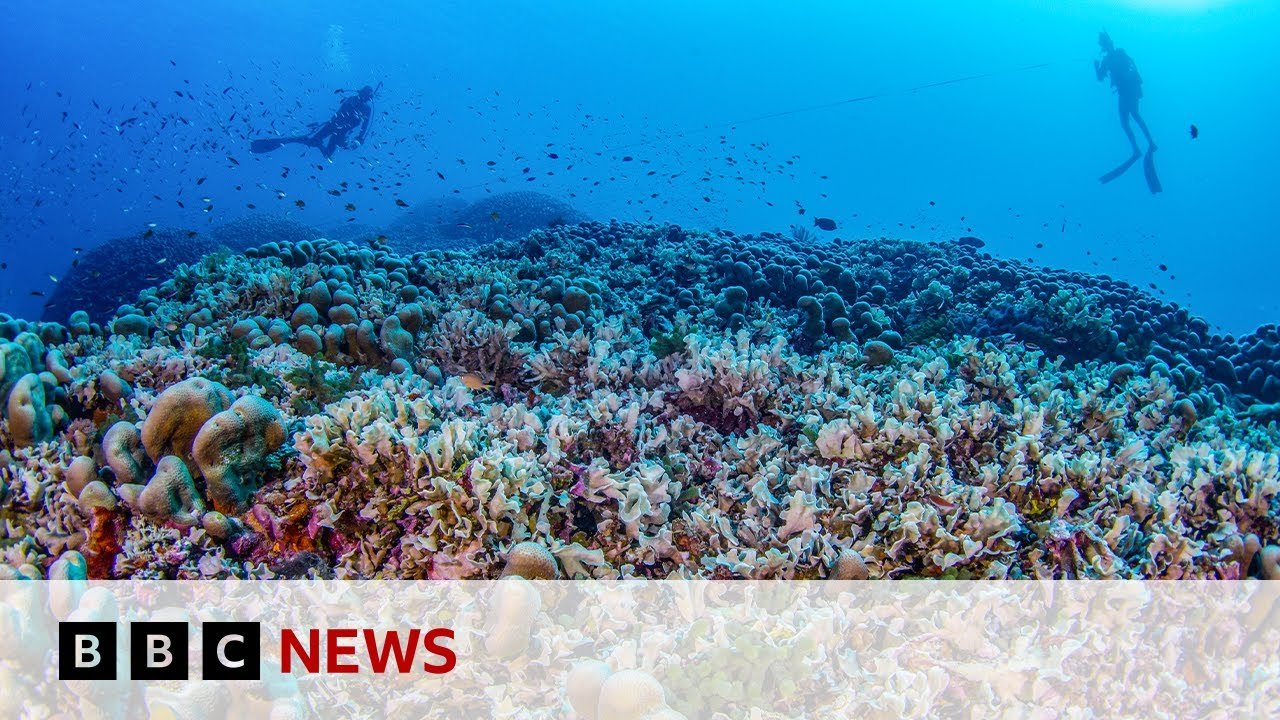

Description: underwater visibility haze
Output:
[1,0,1280,581]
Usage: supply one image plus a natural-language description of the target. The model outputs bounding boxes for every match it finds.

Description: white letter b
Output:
[76,635,100,668]
[147,635,172,668]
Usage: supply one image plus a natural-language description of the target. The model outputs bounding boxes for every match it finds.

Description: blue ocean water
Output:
[1,0,1277,333]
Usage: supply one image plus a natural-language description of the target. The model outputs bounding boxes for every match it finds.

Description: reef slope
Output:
[2,221,1278,580]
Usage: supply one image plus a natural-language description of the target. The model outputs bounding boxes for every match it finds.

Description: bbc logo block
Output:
[202,622,261,680]
[58,622,117,681]
[59,621,260,681]
[130,622,188,681]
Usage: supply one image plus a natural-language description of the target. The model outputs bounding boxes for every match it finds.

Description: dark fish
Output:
[294,199,305,208]
[395,198,409,207]
[30,291,44,296]
[813,217,837,231]
[345,203,356,211]
[1189,124,1198,139]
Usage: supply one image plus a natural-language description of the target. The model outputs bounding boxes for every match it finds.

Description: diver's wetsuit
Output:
[1095,43,1154,155]
[307,90,373,158]
[250,86,374,158]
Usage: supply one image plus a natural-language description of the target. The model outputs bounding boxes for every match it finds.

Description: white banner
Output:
[1,580,1278,719]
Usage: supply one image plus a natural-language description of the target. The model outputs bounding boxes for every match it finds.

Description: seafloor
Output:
[2,208,1279,580]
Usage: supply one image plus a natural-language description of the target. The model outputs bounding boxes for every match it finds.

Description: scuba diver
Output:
[1094,33,1161,192]
[250,85,377,159]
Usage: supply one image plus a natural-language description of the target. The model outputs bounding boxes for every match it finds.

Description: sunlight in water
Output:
[1113,0,1240,10]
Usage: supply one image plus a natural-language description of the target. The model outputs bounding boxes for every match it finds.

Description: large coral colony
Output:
[2,217,1279,581]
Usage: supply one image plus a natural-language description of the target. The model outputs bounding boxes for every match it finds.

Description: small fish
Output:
[457,373,492,391]
[49,275,58,283]
[294,199,305,208]
[345,203,356,212]
[1189,124,1198,139]
[813,217,837,231]
[30,290,44,297]
[157,258,167,264]
[395,198,409,207]
[490,211,500,221]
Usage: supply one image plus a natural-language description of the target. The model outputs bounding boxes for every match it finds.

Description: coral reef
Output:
[1,219,1278,579]
[39,215,331,323]
[384,191,590,252]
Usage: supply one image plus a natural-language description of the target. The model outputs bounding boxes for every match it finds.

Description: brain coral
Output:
[141,378,234,467]
[192,395,285,513]
[5,374,53,447]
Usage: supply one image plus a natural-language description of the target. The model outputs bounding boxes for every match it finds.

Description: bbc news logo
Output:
[58,622,456,680]
[59,621,260,681]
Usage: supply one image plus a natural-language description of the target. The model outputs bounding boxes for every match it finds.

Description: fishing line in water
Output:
[388,56,1087,214]
[602,57,1087,153]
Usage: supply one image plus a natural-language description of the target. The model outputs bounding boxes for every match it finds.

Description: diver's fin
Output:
[250,137,302,154]
[1142,149,1163,194]
[1099,153,1140,184]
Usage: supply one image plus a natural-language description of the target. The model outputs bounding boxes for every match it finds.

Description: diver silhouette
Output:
[1094,33,1160,192]
[251,85,376,159]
